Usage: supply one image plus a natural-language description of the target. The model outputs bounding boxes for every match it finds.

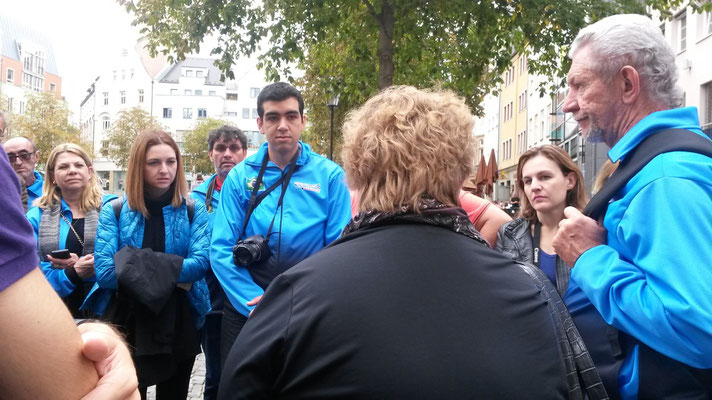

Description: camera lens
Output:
[235,246,255,266]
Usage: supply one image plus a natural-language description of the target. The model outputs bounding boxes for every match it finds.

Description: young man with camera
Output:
[210,82,352,364]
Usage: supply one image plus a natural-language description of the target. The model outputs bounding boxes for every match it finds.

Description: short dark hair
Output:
[207,125,248,151]
[257,82,304,119]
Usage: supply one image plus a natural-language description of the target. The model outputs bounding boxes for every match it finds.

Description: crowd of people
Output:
[0,13,710,400]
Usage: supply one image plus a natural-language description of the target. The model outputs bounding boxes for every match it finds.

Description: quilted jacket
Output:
[82,197,211,328]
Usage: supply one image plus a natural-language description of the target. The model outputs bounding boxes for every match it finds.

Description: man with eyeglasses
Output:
[3,136,43,210]
[190,125,248,400]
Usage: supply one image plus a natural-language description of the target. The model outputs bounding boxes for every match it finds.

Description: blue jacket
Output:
[26,195,117,297]
[210,141,352,317]
[191,174,229,312]
[571,107,712,398]
[83,196,211,328]
[26,170,43,209]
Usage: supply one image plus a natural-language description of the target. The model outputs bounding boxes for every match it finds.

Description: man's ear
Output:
[256,117,264,134]
[619,65,640,105]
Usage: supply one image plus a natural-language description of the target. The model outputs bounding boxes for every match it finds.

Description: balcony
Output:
[702,122,712,139]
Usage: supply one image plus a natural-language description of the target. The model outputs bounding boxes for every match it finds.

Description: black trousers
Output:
[138,356,195,400]
[220,299,249,368]
[202,312,223,400]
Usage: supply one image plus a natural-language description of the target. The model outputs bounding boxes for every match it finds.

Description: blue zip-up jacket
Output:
[26,194,116,297]
[571,107,712,398]
[210,141,351,318]
[83,196,211,328]
[191,174,228,312]
[26,170,43,209]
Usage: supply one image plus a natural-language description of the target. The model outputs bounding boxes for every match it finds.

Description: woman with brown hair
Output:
[84,130,209,399]
[27,143,115,318]
[496,145,622,398]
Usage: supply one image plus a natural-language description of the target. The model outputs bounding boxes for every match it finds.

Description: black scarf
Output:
[343,196,489,247]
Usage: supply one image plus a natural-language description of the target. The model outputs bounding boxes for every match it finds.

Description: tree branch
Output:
[362,0,379,20]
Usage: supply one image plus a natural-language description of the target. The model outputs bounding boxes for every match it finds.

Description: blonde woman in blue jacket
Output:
[84,130,209,400]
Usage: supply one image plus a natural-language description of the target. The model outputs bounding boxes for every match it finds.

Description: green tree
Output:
[106,107,162,170]
[120,0,709,157]
[182,118,230,175]
[12,92,87,166]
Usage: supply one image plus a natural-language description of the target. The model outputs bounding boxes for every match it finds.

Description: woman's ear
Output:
[566,172,576,190]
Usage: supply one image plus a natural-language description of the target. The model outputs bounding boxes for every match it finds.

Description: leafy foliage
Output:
[10,92,87,166]
[120,0,703,160]
[182,118,230,175]
[106,107,162,170]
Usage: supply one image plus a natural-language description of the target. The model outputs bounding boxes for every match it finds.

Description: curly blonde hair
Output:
[36,143,103,212]
[342,86,475,213]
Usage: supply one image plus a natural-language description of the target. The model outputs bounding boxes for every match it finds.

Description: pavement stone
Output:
[146,353,206,400]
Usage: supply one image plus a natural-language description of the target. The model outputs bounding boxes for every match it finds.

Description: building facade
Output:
[0,15,62,126]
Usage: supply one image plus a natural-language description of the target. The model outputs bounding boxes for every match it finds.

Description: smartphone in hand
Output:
[50,249,71,259]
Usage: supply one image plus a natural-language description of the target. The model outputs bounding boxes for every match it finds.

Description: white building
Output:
[654,7,712,135]
[526,73,553,149]
[80,43,270,194]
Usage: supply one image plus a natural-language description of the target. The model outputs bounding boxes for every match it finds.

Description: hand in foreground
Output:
[78,322,140,400]
[553,207,607,267]
[47,253,79,269]
[247,295,263,317]
[74,254,95,279]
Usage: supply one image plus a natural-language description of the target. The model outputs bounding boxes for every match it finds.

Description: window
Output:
[163,108,172,118]
[49,83,56,92]
[195,89,202,96]
[113,70,117,80]
[209,90,216,96]
[227,93,238,100]
[703,81,712,125]
[102,116,110,130]
[678,13,687,52]
[122,70,126,80]
[7,97,13,112]
[185,89,192,96]
[130,69,134,79]
[103,92,109,106]
[120,91,126,104]
[19,101,25,114]
[101,140,109,157]
[196,70,204,78]
[6,68,14,83]
[198,108,207,118]
[183,108,192,119]
[242,108,250,119]
[138,89,144,103]
[171,89,178,95]
[706,12,712,36]
[250,87,260,98]
[251,108,258,119]
[226,111,238,116]
[185,70,193,77]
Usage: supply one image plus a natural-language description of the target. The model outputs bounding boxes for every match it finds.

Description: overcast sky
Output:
[3,0,145,118]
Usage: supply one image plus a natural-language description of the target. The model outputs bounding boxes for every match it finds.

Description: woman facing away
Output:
[496,145,623,398]
[83,130,210,400]
[218,86,575,399]
[27,143,115,318]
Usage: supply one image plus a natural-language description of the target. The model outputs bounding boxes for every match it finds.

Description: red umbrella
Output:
[484,149,498,197]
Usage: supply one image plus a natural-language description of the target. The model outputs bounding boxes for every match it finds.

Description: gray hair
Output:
[569,14,683,108]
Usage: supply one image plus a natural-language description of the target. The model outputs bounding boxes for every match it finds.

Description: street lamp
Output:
[327,93,340,160]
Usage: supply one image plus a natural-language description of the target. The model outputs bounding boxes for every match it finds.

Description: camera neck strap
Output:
[241,149,300,239]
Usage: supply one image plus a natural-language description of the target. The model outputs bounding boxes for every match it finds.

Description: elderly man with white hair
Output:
[553,14,712,399]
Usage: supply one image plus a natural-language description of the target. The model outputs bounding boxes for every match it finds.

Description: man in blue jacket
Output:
[191,125,247,400]
[553,14,712,399]
[211,82,352,364]
[3,136,43,209]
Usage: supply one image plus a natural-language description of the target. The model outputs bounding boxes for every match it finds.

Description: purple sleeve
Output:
[0,148,38,292]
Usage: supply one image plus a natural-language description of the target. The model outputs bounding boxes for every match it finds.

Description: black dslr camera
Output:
[233,235,271,267]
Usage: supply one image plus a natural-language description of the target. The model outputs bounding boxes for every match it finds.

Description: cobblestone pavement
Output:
[146,352,206,400]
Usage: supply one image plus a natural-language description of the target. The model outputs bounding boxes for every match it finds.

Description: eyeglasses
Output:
[7,151,35,163]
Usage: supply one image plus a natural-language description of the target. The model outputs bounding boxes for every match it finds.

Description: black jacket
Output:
[220,222,570,399]
[496,218,570,296]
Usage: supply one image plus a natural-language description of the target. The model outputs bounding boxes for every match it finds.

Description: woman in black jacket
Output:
[218,86,579,399]
[496,145,622,398]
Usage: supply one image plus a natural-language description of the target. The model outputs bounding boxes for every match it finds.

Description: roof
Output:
[0,15,60,75]
[157,57,223,85]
